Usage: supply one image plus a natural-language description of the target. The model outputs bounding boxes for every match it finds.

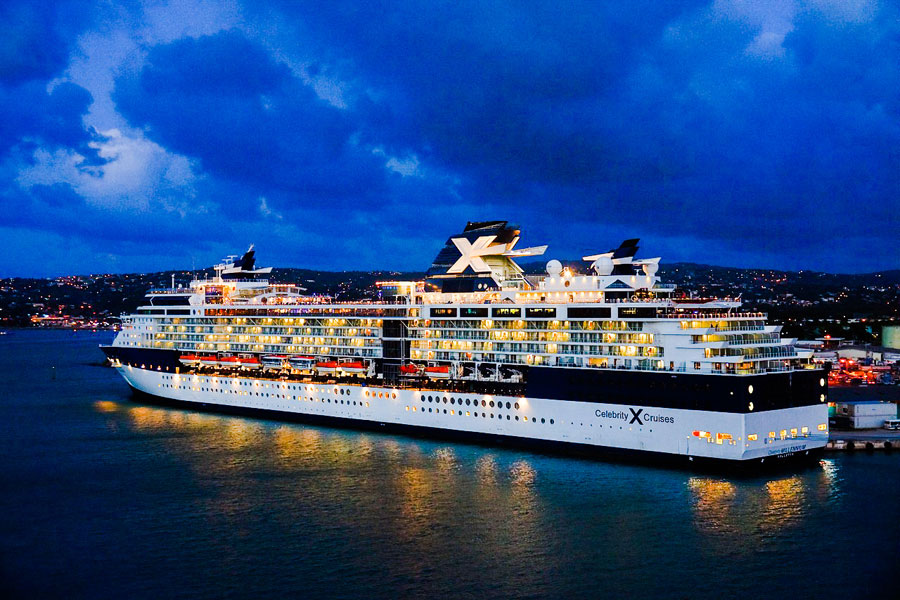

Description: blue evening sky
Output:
[0,1,897,276]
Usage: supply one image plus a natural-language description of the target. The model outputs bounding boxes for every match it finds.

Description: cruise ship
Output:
[101,221,829,468]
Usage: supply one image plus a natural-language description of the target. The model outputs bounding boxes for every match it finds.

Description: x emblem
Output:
[629,408,644,425]
[448,235,501,274]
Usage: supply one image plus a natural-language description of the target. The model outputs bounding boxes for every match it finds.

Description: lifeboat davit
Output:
[340,361,367,375]
[218,356,240,368]
[179,354,200,366]
[289,355,316,370]
[239,356,261,370]
[199,354,219,367]
[316,360,339,375]
[399,364,420,376]
[424,365,451,379]
[261,354,287,369]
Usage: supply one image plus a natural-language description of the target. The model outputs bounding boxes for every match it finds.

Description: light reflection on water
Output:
[686,460,841,554]
[118,400,842,539]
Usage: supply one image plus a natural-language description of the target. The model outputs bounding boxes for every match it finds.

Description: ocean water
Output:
[1,330,898,599]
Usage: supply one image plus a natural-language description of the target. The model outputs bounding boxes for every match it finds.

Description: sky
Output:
[0,0,898,277]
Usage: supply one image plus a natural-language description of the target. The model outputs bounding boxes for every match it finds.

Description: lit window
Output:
[768,431,776,439]
[790,428,798,438]
[817,423,827,431]
[748,434,758,441]
[801,426,809,435]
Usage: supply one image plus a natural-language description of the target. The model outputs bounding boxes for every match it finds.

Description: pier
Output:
[827,430,900,452]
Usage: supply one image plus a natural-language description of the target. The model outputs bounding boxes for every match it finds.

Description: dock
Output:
[827,429,900,451]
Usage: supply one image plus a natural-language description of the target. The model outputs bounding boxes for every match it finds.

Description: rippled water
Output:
[2,330,898,598]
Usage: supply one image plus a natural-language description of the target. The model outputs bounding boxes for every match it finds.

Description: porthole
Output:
[748,401,754,411]
[489,400,494,408]
[506,402,511,409]
[819,378,825,387]
[541,418,545,424]
[481,400,486,407]
[443,398,447,404]
[550,419,554,424]
[820,394,826,402]
[748,385,754,394]
[466,399,471,405]
[515,416,519,421]
[532,417,536,423]
[515,402,520,410]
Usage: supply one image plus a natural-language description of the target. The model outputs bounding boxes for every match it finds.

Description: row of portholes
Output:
[299,396,370,408]
[412,406,553,424]
[363,390,398,399]
[421,395,519,410]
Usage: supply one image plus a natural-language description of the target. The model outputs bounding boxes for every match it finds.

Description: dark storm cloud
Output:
[0,1,100,160]
[0,182,221,244]
[286,1,703,189]
[256,1,899,266]
[113,30,389,210]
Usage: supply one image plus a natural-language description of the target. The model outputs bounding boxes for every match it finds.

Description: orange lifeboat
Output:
[399,364,420,376]
[199,354,219,367]
[424,365,451,379]
[179,354,200,366]
[316,360,339,375]
[239,356,261,370]
[340,361,367,375]
[218,356,240,368]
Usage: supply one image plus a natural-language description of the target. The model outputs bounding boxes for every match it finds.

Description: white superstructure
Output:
[103,222,829,467]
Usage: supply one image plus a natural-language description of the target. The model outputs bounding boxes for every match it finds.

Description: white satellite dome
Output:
[592,256,614,276]
[546,260,562,276]
[642,262,658,276]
